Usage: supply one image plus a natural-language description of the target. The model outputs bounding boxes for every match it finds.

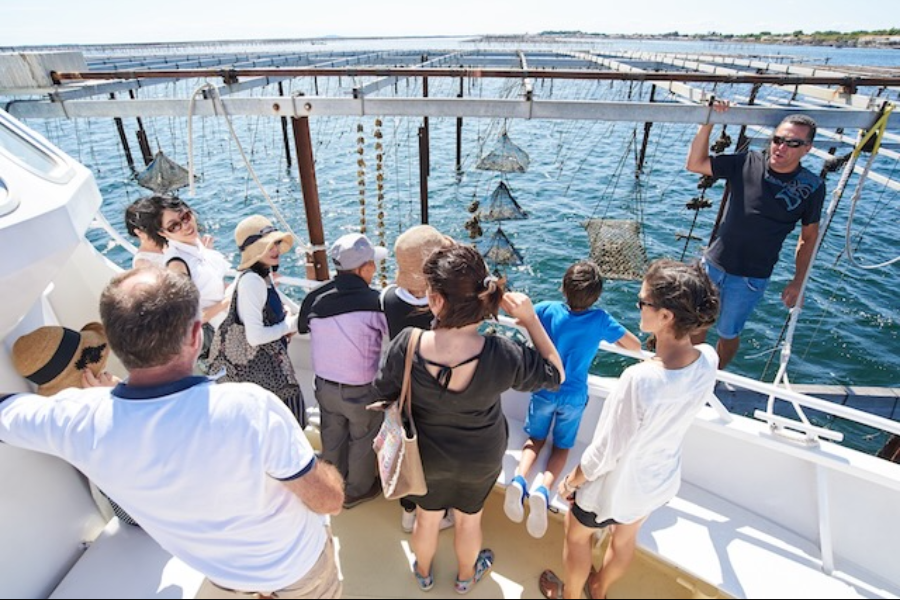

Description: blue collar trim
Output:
[113,375,210,400]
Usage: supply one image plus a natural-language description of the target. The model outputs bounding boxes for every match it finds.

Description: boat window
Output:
[0,117,72,183]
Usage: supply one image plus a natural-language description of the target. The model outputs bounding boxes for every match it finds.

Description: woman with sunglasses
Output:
[685,102,825,370]
[539,259,720,600]
[146,195,231,363]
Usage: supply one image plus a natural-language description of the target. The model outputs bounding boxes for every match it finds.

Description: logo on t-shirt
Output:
[764,168,820,212]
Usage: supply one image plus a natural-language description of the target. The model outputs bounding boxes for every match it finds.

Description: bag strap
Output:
[398,328,422,431]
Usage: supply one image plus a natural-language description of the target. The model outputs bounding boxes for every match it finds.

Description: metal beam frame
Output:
[6,96,892,129]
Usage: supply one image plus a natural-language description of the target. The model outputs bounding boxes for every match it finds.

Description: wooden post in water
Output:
[278,82,292,169]
[456,77,464,173]
[422,54,430,175]
[636,86,657,176]
[418,125,429,224]
[128,89,153,166]
[291,115,329,281]
[109,93,136,174]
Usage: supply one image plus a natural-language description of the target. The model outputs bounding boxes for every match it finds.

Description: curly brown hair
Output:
[643,259,719,339]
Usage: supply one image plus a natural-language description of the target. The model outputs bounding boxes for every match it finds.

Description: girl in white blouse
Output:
[146,195,231,362]
[540,259,720,600]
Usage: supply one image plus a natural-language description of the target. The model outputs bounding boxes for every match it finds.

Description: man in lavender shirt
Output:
[298,233,389,509]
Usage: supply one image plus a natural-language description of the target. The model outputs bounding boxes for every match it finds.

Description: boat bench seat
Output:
[49,518,204,599]
[499,398,868,599]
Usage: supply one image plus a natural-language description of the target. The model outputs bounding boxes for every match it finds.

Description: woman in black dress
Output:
[374,244,565,594]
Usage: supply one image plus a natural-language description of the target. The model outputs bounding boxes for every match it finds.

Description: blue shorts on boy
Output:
[524,301,627,449]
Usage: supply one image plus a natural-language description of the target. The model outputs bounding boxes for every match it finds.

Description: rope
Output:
[766,103,894,412]
[843,103,898,269]
[186,83,311,254]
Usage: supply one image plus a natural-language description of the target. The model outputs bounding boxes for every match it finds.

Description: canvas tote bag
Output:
[373,328,427,500]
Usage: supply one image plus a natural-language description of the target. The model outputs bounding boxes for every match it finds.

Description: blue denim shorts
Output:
[524,389,587,450]
[703,259,769,340]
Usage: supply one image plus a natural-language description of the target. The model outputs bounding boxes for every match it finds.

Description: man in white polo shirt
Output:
[0,267,345,599]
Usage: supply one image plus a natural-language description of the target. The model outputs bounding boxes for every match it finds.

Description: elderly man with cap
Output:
[208,214,305,426]
[1,267,345,599]
[297,232,389,509]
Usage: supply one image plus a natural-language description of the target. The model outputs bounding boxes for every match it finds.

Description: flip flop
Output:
[539,569,564,600]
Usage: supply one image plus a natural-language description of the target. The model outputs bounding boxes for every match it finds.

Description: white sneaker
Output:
[527,487,549,538]
[401,509,416,533]
[439,510,455,530]
[504,479,526,523]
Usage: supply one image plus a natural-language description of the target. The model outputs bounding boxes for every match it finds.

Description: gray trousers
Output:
[314,376,382,498]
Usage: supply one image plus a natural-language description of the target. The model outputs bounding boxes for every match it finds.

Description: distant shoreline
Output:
[4,32,899,52]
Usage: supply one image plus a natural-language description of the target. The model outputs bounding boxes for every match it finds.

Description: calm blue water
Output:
[22,38,899,399]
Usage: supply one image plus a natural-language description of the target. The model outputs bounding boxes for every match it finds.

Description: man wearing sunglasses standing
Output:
[686,103,825,369]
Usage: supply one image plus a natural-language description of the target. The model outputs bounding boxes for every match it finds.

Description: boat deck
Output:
[333,487,725,599]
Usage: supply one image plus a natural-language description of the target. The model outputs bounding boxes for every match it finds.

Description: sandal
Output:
[454,548,494,594]
[539,569,564,599]
[413,560,434,592]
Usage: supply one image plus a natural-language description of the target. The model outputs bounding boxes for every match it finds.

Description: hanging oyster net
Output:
[476,132,530,173]
[482,181,528,221]
[478,226,523,266]
[583,219,648,281]
[137,151,191,194]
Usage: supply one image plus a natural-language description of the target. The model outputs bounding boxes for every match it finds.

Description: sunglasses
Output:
[636,297,657,310]
[163,210,193,234]
[771,135,809,148]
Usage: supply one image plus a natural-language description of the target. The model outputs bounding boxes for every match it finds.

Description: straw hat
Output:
[394,225,453,297]
[12,322,110,396]
[235,215,293,270]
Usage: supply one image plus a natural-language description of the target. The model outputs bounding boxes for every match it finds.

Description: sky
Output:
[3,0,899,47]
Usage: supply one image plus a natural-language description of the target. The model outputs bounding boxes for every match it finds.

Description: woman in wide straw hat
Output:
[12,322,138,525]
[12,322,113,396]
[208,215,306,426]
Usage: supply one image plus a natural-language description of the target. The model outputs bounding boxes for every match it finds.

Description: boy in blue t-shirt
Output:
[504,260,641,538]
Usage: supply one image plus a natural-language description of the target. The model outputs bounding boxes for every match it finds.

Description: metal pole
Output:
[418,125,429,224]
[291,115,329,281]
[456,77,464,173]
[278,82,292,169]
[636,85,656,175]
[421,54,430,175]
[128,89,153,165]
[109,93,136,174]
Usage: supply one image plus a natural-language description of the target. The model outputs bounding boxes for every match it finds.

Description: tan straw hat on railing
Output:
[12,322,110,396]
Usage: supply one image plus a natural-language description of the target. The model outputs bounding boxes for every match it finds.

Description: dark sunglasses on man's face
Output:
[163,210,193,234]
[771,135,809,148]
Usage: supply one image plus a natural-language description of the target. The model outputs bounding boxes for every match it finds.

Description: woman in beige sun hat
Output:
[208,215,306,426]
[12,322,112,396]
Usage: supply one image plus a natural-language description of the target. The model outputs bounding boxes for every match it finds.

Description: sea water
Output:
[15,38,898,449]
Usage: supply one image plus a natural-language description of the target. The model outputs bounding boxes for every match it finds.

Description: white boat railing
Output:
[94,217,900,446]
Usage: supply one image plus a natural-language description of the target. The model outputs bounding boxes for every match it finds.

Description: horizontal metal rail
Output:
[50,67,900,88]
